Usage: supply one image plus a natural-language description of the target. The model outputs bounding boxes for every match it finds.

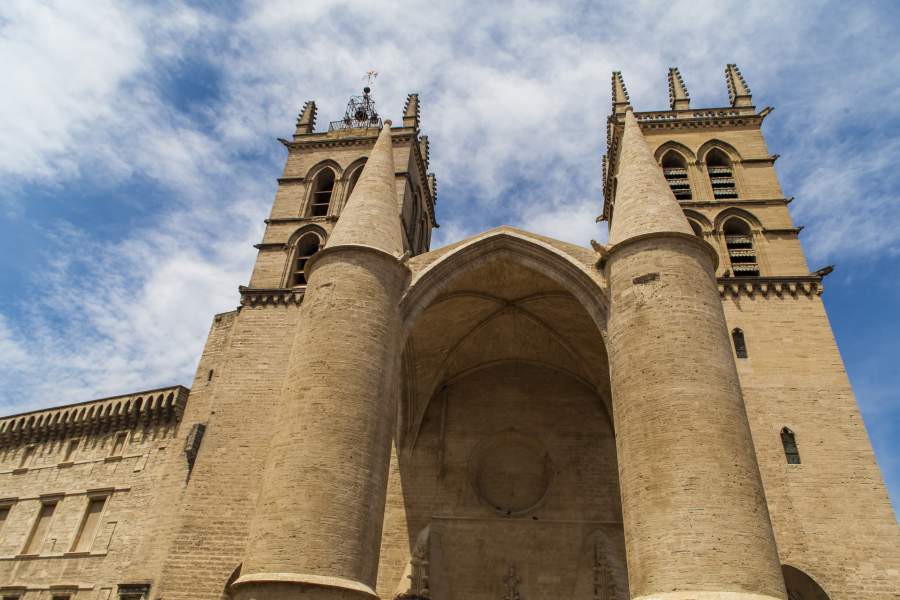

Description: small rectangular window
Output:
[63,439,80,462]
[72,496,107,552]
[110,432,128,457]
[23,501,56,554]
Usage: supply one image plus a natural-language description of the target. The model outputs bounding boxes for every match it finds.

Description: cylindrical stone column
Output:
[607,234,786,600]
[233,248,408,600]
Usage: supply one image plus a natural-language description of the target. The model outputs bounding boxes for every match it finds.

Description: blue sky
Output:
[1,1,898,515]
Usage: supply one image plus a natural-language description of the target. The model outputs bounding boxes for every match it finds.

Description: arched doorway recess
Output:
[379,229,625,600]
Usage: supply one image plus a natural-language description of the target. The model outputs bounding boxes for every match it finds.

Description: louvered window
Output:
[309,169,335,217]
[291,233,322,286]
[661,151,692,200]
[707,149,737,199]
[723,218,759,276]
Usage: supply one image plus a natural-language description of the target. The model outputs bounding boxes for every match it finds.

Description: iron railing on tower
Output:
[329,86,383,131]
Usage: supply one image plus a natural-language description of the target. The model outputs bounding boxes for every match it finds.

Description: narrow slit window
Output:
[723,218,759,276]
[732,328,748,359]
[291,234,322,286]
[706,148,737,199]
[0,504,10,537]
[63,439,80,462]
[19,445,35,468]
[23,501,56,554]
[781,427,801,464]
[661,151,692,200]
[308,169,335,217]
[110,432,128,457]
[72,496,107,552]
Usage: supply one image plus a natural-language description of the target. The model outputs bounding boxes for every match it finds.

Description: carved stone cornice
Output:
[0,386,189,445]
[285,130,415,151]
[677,198,791,208]
[239,286,305,308]
[718,275,823,298]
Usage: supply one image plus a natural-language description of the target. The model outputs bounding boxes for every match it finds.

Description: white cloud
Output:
[1,0,899,427]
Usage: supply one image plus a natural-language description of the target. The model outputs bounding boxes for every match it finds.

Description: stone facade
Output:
[0,68,897,600]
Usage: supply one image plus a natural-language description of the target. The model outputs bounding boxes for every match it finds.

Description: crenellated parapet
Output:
[0,385,188,446]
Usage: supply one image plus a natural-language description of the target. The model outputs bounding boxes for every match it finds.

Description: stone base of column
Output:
[634,593,784,600]
[231,573,378,600]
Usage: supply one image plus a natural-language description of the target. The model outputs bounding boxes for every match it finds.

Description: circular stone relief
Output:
[469,430,553,516]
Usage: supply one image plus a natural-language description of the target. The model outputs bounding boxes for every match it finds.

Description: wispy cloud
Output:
[0,0,899,510]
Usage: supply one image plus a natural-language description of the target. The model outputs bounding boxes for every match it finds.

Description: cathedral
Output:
[1,65,898,600]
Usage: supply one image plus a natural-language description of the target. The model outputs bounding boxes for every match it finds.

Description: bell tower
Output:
[603,66,900,600]
[243,86,437,295]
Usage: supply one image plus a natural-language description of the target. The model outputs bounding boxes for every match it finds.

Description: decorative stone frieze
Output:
[238,286,305,308]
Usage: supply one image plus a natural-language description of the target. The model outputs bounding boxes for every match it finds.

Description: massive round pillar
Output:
[606,108,785,600]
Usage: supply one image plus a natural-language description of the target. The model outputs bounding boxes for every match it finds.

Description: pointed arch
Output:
[285,226,327,287]
[342,158,367,205]
[782,565,830,599]
[401,229,609,340]
[697,139,742,163]
[653,140,696,163]
[682,209,712,230]
[721,216,760,276]
[713,207,762,230]
[305,161,342,217]
[659,149,692,200]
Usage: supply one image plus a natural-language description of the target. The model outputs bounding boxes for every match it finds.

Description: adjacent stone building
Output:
[1,66,897,600]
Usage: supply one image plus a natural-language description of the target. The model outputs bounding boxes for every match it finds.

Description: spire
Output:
[667,67,690,110]
[611,71,631,115]
[293,100,317,138]
[326,122,404,256]
[608,109,693,246]
[403,93,420,129]
[725,64,752,107]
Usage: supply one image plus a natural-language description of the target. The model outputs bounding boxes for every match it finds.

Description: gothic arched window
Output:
[308,169,336,217]
[290,233,322,286]
[723,218,759,276]
[706,148,738,199]
[732,328,748,358]
[661,151,692,200]
[782,565,830,599]
[345,164,364,202]
[688,219,703,237]
[781,427,801,464]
